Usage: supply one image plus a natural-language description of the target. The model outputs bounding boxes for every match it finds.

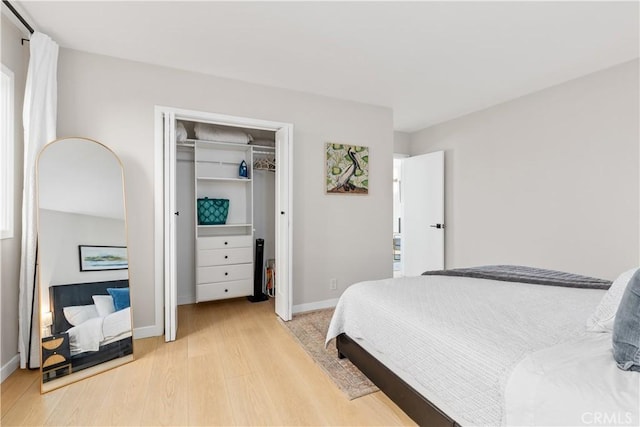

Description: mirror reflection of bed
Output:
[37,137,134,393]
[43,280,133,384]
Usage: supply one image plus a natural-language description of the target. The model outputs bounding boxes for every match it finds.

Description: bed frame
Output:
[336,333,460,427]
[49,279,133,373]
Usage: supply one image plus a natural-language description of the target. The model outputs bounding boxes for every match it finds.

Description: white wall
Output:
[56,48,394,330]
[410,60,639,280]
[1,14,28,378]
[394,131,411,155]
[253,170,276,267]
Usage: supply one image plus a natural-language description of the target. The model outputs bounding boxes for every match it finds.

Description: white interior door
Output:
[401,151,445,276]
[275,126,292,321]
[176,148,195,305]
[164,112,178,341]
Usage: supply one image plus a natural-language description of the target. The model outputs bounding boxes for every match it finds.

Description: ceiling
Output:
[11,1,640,132]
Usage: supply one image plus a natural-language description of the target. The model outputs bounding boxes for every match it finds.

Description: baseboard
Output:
[292,298,339,314]
[1,354,20,383]
[133,324,163,339]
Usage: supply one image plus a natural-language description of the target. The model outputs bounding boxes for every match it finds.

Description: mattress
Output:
[326,275,605,426]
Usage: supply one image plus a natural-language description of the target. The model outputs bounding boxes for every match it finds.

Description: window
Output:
[1,64,14,239]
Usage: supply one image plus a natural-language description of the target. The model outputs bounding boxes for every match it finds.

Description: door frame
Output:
[154,106,293,341]
[392,154,409,277]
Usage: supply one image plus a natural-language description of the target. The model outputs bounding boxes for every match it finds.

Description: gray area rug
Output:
[281,308,379,400]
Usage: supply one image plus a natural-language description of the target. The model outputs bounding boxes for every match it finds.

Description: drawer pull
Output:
[224,255,228,259]
[224,289,228,292]
[224,241,228,245]
[225,272,229,276]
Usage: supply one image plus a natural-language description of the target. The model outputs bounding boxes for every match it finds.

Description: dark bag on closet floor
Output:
[197,198,229,225]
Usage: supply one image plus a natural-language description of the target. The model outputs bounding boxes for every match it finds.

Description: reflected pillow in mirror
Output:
[63,304,99,326]
[107,287,130,311]
[92,295,116,317]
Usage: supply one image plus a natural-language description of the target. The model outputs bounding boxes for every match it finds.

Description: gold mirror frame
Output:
[36,137,134,393]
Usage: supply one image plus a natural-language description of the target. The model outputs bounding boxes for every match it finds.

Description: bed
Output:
[326,266,640,426]
[48,280,133,376]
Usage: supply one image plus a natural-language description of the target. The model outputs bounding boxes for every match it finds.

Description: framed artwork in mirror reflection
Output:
[78,245,128,271]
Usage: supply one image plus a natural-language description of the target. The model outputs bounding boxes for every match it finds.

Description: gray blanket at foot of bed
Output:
[422,265,611,290]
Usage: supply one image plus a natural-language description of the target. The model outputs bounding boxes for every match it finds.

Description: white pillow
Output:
[63,304,99,326]
[92,295,116,317]
[194,122,253,144]
[586,267,639,332]
[176,121,187,142]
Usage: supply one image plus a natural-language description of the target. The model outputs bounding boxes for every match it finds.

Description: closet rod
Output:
[3,0,34,35]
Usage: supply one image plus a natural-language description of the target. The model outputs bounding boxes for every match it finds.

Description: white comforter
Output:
[325,275,605,426]
[67,307,132,355]
[506,333,640,426]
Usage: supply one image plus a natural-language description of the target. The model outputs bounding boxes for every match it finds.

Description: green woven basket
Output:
[197,198,229,225]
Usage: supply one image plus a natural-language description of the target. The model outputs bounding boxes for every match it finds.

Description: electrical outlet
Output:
[329,278,337,290]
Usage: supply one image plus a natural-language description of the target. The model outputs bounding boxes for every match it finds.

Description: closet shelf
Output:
[196,177,252,182]
[189,139,252,151]
[251,145,275,151]
[197,223,252,229]
[196,159,242,166]
[180,139,274,152]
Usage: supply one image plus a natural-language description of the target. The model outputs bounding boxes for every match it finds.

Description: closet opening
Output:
[155,107,293,342]
[176,120,277,304]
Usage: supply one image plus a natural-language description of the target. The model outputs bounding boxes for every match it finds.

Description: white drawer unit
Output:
[197,235,252,251]
[197,264,252,285]
[196,234,253,302]
[197,247,252,267]
[196,280,253,302]
[193,140,255,304]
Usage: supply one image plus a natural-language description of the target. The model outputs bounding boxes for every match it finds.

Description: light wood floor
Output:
[1,298,415,426]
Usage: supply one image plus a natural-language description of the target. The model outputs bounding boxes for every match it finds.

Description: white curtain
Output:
[18,32,58,369]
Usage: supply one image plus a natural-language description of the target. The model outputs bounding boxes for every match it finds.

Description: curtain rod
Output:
[2,0,34,35]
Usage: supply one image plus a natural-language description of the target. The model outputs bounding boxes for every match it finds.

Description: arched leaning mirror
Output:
[37,137,134,393]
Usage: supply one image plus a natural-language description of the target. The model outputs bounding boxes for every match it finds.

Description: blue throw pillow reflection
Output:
[106,287,130,312]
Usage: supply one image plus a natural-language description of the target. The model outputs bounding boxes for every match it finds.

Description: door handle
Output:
[430,223,445,229]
